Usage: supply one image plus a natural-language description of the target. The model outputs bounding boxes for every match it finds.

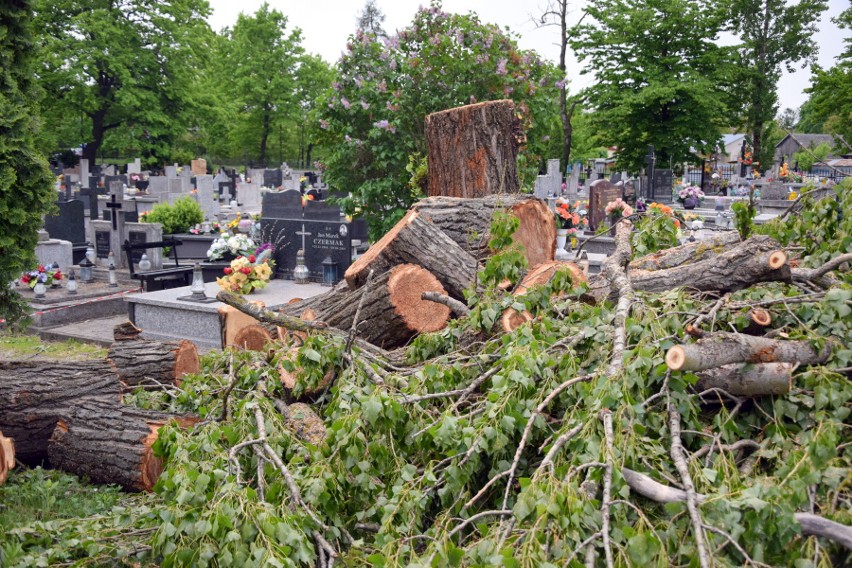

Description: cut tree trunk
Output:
[233,324,276,351]
[344,210,480,300]
[218,302,267,349]
[107,339,199,389]
[0,431,14,485]
[413,194,555,266]
[48,399,199,492]
[742,308,772,335]
[695,362,794,396]
[628,232,741,271]
[326,264,451,348]
[0,361,119,464]
[501,261,587,332]
[591,235,789,302]
[425,100,520,198]
[666,333,832,372]
[278,347,334,400]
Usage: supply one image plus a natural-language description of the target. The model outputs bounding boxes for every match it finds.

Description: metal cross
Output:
[295,223,312,252]
[105,193,123,231]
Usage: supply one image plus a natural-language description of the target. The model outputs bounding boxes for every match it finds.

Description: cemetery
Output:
[1,2,851,568]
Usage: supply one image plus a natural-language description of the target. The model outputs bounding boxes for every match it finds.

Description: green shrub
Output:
[142,196,203,235]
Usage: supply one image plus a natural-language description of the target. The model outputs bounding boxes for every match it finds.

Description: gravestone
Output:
[127,158,142,175]
[567,163,581,197]
[104,174,127,192]
[44,200,86,246]
[195,175,220,220]
[124,222,164,268]
[534,159,562,199]
[263,169,283,188]
[302,221,351,281]
[213,171,231,202]
[147,176,169,201]
[89,176,102,192]
[651,169,674,202]
[610,172,622,184]
[103,165,116,176]
[167,177,191,204]
[588,180,623,231]
[304,199,342,221]
[78,188,100,221]
[79,159,90,188]
[164,165,178,178]
[261,190,303,220]
[191,158,207,176]
[237,182,262,209]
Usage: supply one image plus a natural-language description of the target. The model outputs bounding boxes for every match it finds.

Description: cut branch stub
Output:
[501,261,587,332]
[278,347,334,400]
[666,332,832,372]
[425,99,520,198]
[0,431,14,485]
[695,362,794,396]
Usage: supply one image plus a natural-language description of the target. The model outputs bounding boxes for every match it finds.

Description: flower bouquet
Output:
[216,247,275,295]
[21,265,62,289]
[554,199,588,234]
[604,198,634,222]
[206,232,256,261]
[677,185,705,209]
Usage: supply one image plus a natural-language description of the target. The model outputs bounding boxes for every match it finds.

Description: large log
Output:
[0,431,14,485]
[329,264,451,348]
[107,339,199,389]
[413,194,556,266]
[48,400,199,492]
[501,261,587,332]
[695,362,794,396]
[591,235,789,301]
[628,232,741,271]
[0,361,119,464]
[666,333,832,372]
[344,210,480,300]
[425,100,520,198]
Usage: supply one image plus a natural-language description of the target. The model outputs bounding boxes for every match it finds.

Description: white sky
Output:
[207,0,850,112]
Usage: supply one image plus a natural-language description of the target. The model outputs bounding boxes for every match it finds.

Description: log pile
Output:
[0,326,200,491]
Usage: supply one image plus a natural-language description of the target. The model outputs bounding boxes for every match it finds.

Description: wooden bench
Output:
[123,238,193,292]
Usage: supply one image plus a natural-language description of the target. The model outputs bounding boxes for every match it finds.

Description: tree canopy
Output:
[570,0,733,170]
[318,1,561,238]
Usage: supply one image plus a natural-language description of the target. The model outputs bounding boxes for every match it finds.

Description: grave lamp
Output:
[108,252,118,287]
[85,243,96,264]
[138,253,152,272]
[321,256,338,287]
[293,249,310,284]
[238,213,253,234]
[177,263,217,303]
[201,220,212,234]
[51,262,61,288]
[33,281,47,299]
[66,269,78,295]
[78,256,94,283]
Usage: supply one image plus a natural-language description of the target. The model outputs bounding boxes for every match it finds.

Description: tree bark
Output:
[591,235,789,301]
[113,321,143,341]
[0,431,14,485]
[0,361,119,464]
[327,264,451,348]
[628,232,741,271]
[413,194,556,266]
[695,362,794,396]
[107,339,199,389]
[275,401,327,446]
[278,347,334,400]
[344,209,480,300]
[425,100,520,197]
[666,333,832,372]
[48,399,199,492]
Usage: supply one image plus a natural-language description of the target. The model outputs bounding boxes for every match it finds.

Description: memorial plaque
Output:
[652,169,674,202]
[95,230,111,259]
[127,230,147,263]
[303,221,351,281]
[588,180,623,231]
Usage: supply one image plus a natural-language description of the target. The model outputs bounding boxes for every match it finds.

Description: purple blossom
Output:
[496,58,508,76]
[374,119,389,129]
[377,81,387,93]
[430,35,441,46]
[389,59,397,70]
[360,100,370,110]
[332,81,342,91]
[555,79,566,89]
[341,97,351,109]
[354,77,363,88]
[384,34,399,49]
[320,119,329,130]
[344,135,352,142]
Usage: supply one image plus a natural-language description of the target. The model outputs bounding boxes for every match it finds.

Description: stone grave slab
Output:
[263,169,283,188]
[238,182,262,209]
[44,199,86,246]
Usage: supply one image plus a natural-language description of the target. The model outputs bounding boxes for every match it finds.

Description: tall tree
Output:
[0,0,55,324]
[33,0,212,164]
[226,3,303,166]
[803,5,852,148]
[570,0,732,170]
[356,0,386,37]
[293,54,334,167]
[729,0,828,169]
[534,0,582,171]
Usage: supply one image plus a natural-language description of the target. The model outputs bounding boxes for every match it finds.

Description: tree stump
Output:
[107,339,199,389]
[0,431,14,485]
[47,400,199,492]
[413,194,556,266]
[233,324,276,351]
[425,99,520,197]
[0,361,119,464]
[344,209,480,299]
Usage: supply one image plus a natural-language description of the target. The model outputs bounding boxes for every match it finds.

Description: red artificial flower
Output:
[248,255,256,263]
[241,267,251,275]
[21,275,30,283]
[38,265,45,272]
[224,267,233,275]
[53,271,62,280]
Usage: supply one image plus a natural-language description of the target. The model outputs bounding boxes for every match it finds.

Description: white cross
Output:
[295,223,312,251]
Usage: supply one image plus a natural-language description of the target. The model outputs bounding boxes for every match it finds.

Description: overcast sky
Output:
[207,0,850,113]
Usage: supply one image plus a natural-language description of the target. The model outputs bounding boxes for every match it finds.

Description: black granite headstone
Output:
[44,200,86,244]
[263,169,283,188]
[95,230,111,259]
[262,190,303,220]
[652,169,674,202]
[262,219,351,282]
[104,174,127,190]
[127,230,147,263]
[304,199,341,221]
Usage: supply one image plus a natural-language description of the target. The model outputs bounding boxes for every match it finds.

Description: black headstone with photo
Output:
[127,230,147,263]
[95,230,111,259]
[651,169,674,202]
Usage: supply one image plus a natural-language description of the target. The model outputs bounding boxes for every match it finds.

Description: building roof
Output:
[722,133,745,146]
[776,133,836,149]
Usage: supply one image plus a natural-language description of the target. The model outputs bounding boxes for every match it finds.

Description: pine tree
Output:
[0,0,54,325]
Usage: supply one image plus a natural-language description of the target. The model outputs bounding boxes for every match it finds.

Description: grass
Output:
[0,332,106,361]
[0,468,124,533]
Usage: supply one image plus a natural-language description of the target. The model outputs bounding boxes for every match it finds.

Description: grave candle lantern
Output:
[293,249,310,284]
[321,256,338,287]
[108,252,118,287]
[79,256,94,283]
[66,269,78,295]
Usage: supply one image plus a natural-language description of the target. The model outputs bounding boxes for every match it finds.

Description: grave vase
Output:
[683,196,699,210]
[556,228,568,252]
